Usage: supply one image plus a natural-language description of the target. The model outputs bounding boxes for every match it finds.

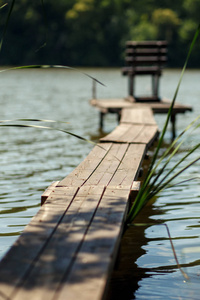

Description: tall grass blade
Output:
[0,118,69,124]
[147,24,200,179]
[0,119,122,161]
[0,65,105,87]
[0,123,97,146]
[165,176,199,189]
[35,0,48,51]
[0,4,8,10]
[151,143,200,192]
[151,114,200,175]
[0,0,15,52]
[150,155,200,198]
[131,223,189,280]
[126,24,200,225]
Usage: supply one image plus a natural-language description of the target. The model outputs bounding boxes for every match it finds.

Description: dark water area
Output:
[0,68,200,299]
[105,70,200,299]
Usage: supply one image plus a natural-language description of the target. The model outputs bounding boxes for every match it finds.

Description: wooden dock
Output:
[0,106,159,300]
[90,96,192,138]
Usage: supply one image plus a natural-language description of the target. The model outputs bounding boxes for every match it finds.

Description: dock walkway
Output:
[90,96,192,138]
[0,106,159,300]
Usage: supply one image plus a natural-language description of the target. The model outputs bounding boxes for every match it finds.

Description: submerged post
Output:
[92,79,97,99]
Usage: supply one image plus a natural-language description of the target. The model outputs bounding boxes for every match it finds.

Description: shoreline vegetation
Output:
[0,1,200,67]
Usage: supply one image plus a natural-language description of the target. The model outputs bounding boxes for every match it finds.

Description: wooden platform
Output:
[0,107,158,300]
[90,97,192,138]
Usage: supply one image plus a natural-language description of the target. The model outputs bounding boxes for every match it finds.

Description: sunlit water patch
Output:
[104,69,200,300]
[0,68,200,300]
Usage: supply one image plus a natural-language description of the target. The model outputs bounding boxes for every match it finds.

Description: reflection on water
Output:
[0,68,200,299]
[105,69,200,300]
[0,67,127,257]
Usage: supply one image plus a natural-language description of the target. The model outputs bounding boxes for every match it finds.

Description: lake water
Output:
[0,68,200,299]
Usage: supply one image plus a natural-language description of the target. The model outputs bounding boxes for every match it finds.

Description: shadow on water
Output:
[105,135,200,300]
[105,197,161,300]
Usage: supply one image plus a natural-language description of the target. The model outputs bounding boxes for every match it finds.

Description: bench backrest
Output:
[125,40,167,70]
[122,41,168,101]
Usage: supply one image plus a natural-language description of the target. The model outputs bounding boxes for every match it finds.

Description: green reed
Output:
[126,24,200,226]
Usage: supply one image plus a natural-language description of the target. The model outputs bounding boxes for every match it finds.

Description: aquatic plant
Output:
[0,118,97,146]
[126,24,200,225]
[125,24,200,279]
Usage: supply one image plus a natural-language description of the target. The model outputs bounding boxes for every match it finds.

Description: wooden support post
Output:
[100,111,105,129]
[92,80,96,99]
[171,113,176,139]
[117,111,121,123]
[129,181,141,204]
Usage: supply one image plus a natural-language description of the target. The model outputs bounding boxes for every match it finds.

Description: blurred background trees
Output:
[0,0,199,67]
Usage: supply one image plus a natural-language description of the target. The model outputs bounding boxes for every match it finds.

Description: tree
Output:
[152,8,180,42]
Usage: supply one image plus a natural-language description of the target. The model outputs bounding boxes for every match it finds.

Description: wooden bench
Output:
[122,41,168,101]
[0,107,158,300]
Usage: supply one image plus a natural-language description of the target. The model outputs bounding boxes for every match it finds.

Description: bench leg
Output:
[128,75,135,96]
[152,75,159,99]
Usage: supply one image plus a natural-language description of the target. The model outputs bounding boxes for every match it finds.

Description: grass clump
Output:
[125,25,200,280]
[126,24,200,226]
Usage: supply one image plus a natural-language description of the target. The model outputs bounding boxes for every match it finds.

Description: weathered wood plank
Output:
[41,181,60,205]
[100,124,142,143]
[100,123,158,146]
[84,143,129,186]
[120,107,157,125]
[132,125,159,146]
[0,186,79,299]
[90,98,192,113]
[11,185,105,300]
[108,144,146,188]
[54,186,131,300]
[58,143,112,187]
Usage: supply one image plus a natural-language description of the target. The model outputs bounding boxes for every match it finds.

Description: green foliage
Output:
[0,0,200,66]
[129,15,157,41]
[152,8,180,41]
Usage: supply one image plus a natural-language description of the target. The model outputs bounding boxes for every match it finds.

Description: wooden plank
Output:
[111,125,144,144]
[41,181,60,205]
[90,98,133,110]
[100,124,141,143]
[84,143,129,186]
[126,48,167,55]
[58,143,112,187]
[133,125,159,146]
[0,186,79,299]
[54,186,131,300]
[11,185,105,300]
[122,66,161,76]
[90,98,192,113]
[100,123,158,146]
[125,56,167,65]
[120,107,157,125]
[100,124,132,143]
[108,144,146,187]
[126,40,168,47]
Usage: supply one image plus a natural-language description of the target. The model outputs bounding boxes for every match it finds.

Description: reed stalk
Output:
[126,24,200,225]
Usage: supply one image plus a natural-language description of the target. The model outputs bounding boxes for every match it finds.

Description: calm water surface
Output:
[0,68,200,299]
